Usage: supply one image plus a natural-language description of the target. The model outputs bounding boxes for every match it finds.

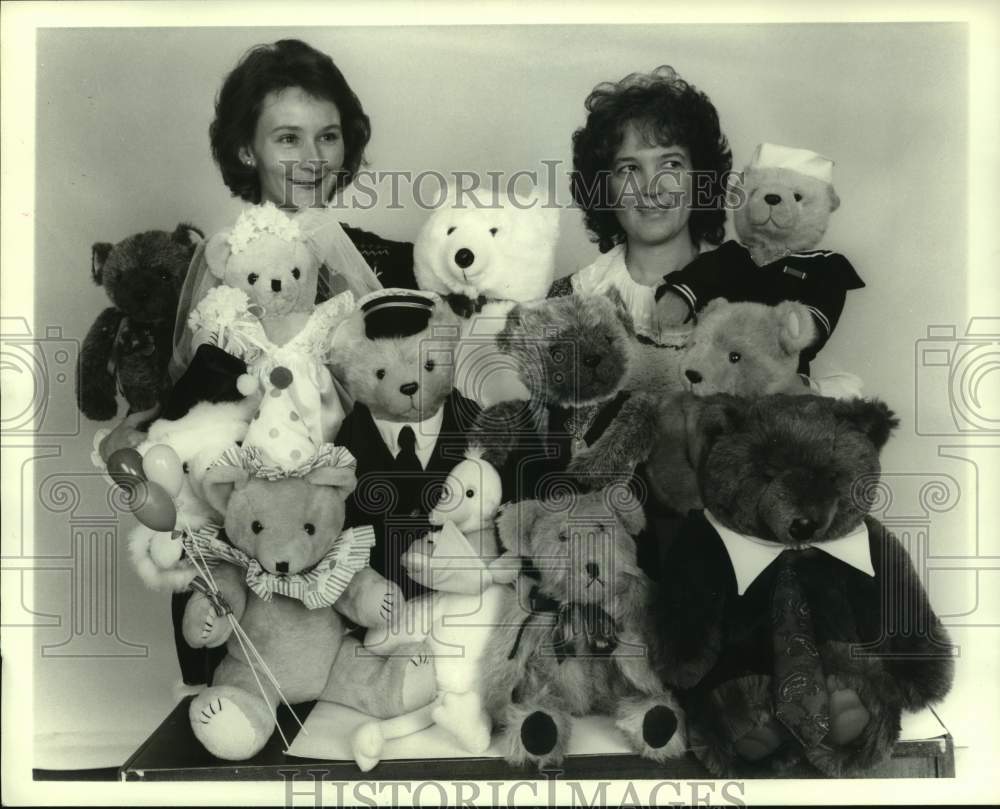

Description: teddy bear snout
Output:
[454,248,475,270]
[399,381,419,396]
[764,193,782,206]
[271,278,282,292]
[685,368,703,384]
[585,561,600,581]
[583,353,602,369]
[788,517,819,542]
[274,560,290,574]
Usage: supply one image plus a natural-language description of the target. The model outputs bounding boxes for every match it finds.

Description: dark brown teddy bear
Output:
[77,224,202,421]
[644,394,954,777]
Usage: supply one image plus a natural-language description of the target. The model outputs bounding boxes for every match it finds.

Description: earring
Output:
[242,155,256,168]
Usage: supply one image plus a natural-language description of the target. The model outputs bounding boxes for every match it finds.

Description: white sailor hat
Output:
[748,143,835,185]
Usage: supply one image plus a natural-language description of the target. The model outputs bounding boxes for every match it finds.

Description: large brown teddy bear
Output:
[77,223,202,421]
[181,451,436,761]
[645,394,954,777]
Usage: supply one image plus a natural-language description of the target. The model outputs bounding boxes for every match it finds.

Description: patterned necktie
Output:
[771,551,830,748]
[394,425,423,513]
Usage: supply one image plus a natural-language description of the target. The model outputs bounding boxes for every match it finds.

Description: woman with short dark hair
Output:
[98,39,416,462]
[552,66,732,344]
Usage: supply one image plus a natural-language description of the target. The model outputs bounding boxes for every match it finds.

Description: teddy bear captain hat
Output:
[749,143,835,185]
[358,288,442,340]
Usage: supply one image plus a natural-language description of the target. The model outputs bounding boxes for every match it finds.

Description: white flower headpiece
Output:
[228,201,303,255]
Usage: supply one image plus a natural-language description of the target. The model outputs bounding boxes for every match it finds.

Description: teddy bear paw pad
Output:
[191,696,260,760]
[827,687,871,745]
[521,711,559,756]
[642,705,678,749]
[733,718,785,762]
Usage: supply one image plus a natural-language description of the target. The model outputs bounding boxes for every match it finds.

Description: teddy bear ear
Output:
[172,223,205,247]
[605,485,645,537]
[496,304,526,353]
[827,184,841,213]
[306,465,358,498]
[204,230,232,279]
[687,393,745,469]
[91,242,114,285]
[774,301,818,355]
[833,397,899,451]
[202,462,251,515]
[494,498,546,555]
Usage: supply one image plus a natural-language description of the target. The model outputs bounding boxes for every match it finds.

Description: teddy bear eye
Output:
[465,488,476,499]
[291,267,301,280]
[424,360,435,372]
[304,523,315,535]
[489,227,498,236]
[251,520,263,534]
[376,369,386,380]
[728,351,742,363]
[447,226,456,235]
[793,193,803,202]
[247,272,259,285]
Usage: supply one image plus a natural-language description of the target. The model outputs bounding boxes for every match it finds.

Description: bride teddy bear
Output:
[188,202,355,469]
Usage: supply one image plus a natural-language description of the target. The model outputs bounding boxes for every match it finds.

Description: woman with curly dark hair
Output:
[551,66,732,344]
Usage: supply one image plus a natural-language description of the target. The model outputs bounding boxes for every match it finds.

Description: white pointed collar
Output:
[704,510,874,596]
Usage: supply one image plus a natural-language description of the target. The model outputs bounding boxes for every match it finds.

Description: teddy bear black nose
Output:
[764,193,782,206]
[685,368,703,384]
[271,278,282,292]
[275,561,289,574]
[789,517,818,541]
[454,248,475,269]
[399,381,419,396]
[583,354,601,369]
[585,562,600,580]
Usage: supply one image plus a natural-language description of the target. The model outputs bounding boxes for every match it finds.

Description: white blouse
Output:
[571,244,684,346]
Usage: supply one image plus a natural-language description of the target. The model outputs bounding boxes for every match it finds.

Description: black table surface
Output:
[31,698,954,782]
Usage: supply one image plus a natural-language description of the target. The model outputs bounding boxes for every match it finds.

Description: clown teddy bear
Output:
[656,143,864,392]
[175,444,437,761]
[188,202,354,469]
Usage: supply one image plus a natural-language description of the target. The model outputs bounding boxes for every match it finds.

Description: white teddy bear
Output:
[413,187,560,408]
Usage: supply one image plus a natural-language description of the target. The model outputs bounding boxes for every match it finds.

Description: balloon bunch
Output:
[107,444,184,532]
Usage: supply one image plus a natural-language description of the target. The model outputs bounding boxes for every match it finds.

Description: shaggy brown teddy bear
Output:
[645,394,954,777]
[77,224,203,421]
[469,290,637,502]
[480,487,686,770]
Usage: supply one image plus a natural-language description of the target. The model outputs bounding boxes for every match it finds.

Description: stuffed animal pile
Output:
[102,140,951,777]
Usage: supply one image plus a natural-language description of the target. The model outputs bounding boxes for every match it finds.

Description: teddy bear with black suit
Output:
[331,289,482,599]
[645,393,954,777]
